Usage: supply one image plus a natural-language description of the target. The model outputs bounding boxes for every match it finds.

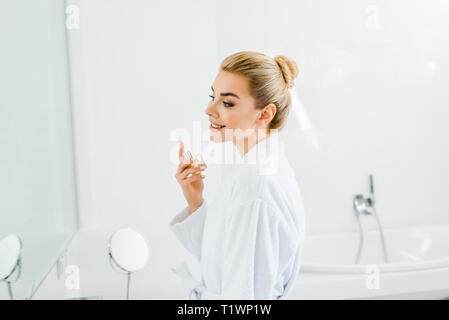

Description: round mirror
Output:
[108,228,149,273]
[0,234,22,281]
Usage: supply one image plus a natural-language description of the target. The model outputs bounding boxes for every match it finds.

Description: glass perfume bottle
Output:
[183,150,207,170]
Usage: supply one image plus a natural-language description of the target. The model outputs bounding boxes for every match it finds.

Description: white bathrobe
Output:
[169,134,306,300]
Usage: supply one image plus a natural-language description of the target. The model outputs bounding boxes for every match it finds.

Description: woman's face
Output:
[205,70,273,143]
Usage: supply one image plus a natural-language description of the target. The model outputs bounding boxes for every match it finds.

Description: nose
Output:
[205,100,218,119]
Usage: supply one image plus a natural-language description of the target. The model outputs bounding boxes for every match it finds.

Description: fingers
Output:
[176,140,206,181]
[177,160,190,173]
[179,140,190,164]
[176,157,193,175]
[178,166,204,181]
[178,140,193,167]
[181,172,205,185]
[178,140,184,161]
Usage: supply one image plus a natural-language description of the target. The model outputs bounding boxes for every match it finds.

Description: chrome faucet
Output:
[353,175,375,215]
[353,174,388,264]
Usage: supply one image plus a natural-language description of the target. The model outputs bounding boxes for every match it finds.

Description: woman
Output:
[169,51,306,300]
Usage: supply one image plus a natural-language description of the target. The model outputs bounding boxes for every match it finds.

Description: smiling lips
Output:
[210,120,226,130]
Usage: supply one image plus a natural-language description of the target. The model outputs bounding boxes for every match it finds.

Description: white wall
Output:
[33,0,449,299]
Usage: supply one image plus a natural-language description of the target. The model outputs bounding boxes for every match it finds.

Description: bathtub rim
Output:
[300,224,449,274]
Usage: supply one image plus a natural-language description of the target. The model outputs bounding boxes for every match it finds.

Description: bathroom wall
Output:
[33,0,449,299]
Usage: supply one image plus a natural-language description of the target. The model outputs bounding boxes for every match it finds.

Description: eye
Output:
[209,95,234,108]
[223,101,234,107]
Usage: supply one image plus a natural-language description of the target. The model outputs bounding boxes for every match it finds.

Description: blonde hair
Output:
[220,51,299,133]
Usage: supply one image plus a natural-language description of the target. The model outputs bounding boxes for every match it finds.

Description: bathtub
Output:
[289,225,449,299]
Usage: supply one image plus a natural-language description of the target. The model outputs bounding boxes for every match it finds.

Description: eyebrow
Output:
[211,85,240,99]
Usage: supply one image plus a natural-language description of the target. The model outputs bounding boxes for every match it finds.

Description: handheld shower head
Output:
[353,194,372,215]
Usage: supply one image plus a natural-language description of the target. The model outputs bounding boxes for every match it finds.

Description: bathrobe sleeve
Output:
[186,198,297,300]
[169,200,208,262]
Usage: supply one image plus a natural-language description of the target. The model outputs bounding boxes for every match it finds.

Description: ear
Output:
[257,103,276,126]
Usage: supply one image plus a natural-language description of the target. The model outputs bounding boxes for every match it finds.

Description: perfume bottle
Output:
[183,150,207,170]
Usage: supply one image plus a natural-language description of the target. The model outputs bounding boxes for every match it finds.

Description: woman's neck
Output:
[232,131,270,158]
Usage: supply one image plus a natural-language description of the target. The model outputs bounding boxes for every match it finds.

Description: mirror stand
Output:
[108,252,132,300]
[4,258,21,300]
[107,227,150,300]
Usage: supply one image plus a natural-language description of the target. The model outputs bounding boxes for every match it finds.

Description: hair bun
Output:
[274,55,299,89]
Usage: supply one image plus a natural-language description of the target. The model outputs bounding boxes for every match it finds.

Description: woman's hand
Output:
[175,140,206,213]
